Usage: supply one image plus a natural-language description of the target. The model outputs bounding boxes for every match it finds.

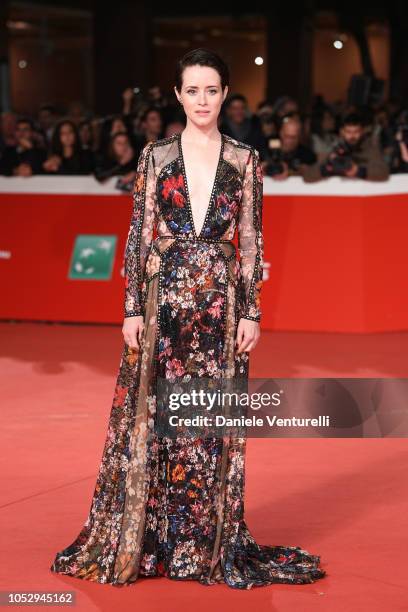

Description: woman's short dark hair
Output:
[175,47,229,93]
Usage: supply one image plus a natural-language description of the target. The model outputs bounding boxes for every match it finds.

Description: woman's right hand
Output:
[43,155,61,172]
[122,315,144,350]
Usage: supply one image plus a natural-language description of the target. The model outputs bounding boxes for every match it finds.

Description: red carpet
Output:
[1,321,407,611]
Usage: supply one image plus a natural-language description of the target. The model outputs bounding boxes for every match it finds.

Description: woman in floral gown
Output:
[50,48,326,589]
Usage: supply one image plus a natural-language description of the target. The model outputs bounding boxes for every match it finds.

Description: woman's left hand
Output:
[122,170,136,182]
[235,318,260,354]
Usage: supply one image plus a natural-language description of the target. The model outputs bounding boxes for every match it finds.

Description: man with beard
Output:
[303,113,389,182]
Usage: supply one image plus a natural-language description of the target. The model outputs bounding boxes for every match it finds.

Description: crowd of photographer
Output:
[254,95,406,182]
[0,85,407,187]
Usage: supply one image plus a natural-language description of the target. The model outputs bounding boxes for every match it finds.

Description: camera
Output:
[264,138,285,176]
[325,140,354,175]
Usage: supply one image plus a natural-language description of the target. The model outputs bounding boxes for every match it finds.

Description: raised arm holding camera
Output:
[264,116,316,180]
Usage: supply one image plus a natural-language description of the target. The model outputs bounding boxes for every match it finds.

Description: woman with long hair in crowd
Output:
[43,119,94,175]
[98,114,134,159]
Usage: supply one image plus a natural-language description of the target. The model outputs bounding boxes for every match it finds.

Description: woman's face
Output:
[143,110,162,136]
[111,118,126,134]
[60,123,76,147]
[112,134,130,157]
[79,124,91,144]
[174,65,228,129]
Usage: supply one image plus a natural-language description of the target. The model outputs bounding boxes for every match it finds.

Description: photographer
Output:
[303,113,389,182]
[389,111,408,173]
[263,116,316,180]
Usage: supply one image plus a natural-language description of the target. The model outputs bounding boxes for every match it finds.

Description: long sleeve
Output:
[365,141,389,181]
[238,147,264,322]
[123,141,156,318]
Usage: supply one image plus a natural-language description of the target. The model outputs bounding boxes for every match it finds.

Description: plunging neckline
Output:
[177,131,225,238]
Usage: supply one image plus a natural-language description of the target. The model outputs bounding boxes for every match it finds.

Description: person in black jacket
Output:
[98,115,134,160]
[389,111,408,174]
[0,117,46,176]
[219,94,269,160]
[303,113,389,182]
[264,116,316,180]
[43,119,94,175]
[94,131,138,182]
[132,106,164,157]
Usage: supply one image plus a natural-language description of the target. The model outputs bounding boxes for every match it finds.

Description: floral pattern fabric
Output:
[50,132,326,589]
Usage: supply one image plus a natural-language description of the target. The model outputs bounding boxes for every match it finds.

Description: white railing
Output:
[0,174,407,196]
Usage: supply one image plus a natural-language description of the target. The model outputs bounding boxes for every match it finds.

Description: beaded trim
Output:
[241,314,261,322]
[124,141,155,319]
[155,235,234,245]
[222,132,252,152]
[240,147,262,321]
[150,133,179,148]
[246,149,258,309]
[134,144,153,288]
[177,131,225,239]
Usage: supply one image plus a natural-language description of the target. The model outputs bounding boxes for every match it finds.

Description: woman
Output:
[43,119,94,175]
[50,48,326,589]
[94,131,138,182]
[133,105,164,153]
[98,114,134,159]
[78,119,95,152]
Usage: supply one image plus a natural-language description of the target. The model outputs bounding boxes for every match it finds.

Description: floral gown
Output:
[50,131,326,589]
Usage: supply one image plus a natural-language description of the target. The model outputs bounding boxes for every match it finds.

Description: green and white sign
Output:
[68,235,117,280]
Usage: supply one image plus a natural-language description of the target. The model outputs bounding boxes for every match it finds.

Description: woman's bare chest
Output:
[179,137,223,236]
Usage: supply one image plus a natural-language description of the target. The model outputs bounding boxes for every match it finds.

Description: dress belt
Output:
[155,235,234,244]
